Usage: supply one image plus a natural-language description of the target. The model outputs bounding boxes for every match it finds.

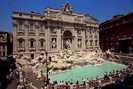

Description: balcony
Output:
[28,31,36,36]
[39,32,45,36]
[17,31,25,36]
[0,35,7,43]
[39,47,46,51]
[17,47,25,52]
[17,28,25,35]
[29,47,36,51]
[0,39,7,43]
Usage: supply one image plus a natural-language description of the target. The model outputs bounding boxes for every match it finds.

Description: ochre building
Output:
[100,13,133,53]
[0,31,12,60]
[12,3,100,59]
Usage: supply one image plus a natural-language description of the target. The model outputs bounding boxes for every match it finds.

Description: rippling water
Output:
[49,61,127,83]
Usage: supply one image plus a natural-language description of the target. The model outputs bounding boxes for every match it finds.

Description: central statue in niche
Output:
[65,39,72,49]
[63,31,73,49]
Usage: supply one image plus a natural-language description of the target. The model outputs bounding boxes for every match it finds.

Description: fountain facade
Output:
[15,49,127,85]
[13,3,100,59]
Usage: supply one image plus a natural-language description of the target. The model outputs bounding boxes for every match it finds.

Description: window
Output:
[18,22,24,32]
[92,29,95,33]
[90,40,93,46]
[1,34,7,41]
[40,39,45,47]
[40,41,44,47]
[19,24,22,32]
[40,25,44,32]
[35,24,40,33]
[29,24,34,32]
[86,40,88,48]
[19,40,23,47]
[95,40,98,46]
[39,25,45,36]
[18,39,25,48]
[0,36,2,41]
[2,45,5,50]
[35,25,39,29]
[0,49,1,57]
[51,38,57,49]
[31,54,34,59]
[50,27,56,34]
[89,35,93,38]
[25,24,29,31]
[77,30,81,35]
[78,39,82,48]
[30,40,34,47]
[89,30,92,34]
[14,24,18,31]
[3,52,5,56]
[29,39,36,48]
[95,34,98,38]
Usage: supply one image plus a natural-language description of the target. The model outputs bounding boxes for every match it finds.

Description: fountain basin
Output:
[49,61,127,83]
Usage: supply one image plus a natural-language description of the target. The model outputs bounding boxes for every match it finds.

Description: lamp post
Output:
[45,51,49,86]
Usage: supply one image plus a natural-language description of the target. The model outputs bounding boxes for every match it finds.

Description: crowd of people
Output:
[0,56,19,89]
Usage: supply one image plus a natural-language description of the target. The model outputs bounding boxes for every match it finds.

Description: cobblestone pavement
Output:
[6,70,45,89]
[6,79,17,89]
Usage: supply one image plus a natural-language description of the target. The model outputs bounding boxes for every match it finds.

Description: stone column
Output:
[82,30,86,50]
[46,27,50,51]
[24,21,29,57]
[97,30,100,49]
[70,28,74,51]
[61,28,64,50]
[57,28,61,51]
[25,38,29,56]
[36,36,39,57]
[13,25,17,55]
[61,33,63,50]
[73,29,77,51]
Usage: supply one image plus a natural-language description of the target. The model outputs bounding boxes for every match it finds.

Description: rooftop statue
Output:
[61,3,72,14]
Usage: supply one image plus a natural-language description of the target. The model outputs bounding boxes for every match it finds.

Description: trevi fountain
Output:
[15,49,126,83]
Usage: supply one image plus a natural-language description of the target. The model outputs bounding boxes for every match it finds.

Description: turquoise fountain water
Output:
[49,61,127,83]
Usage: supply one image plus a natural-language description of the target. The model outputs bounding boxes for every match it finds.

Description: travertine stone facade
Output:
[12,3,100,59]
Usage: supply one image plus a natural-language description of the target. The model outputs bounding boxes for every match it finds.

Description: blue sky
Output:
[0,0,133,32]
